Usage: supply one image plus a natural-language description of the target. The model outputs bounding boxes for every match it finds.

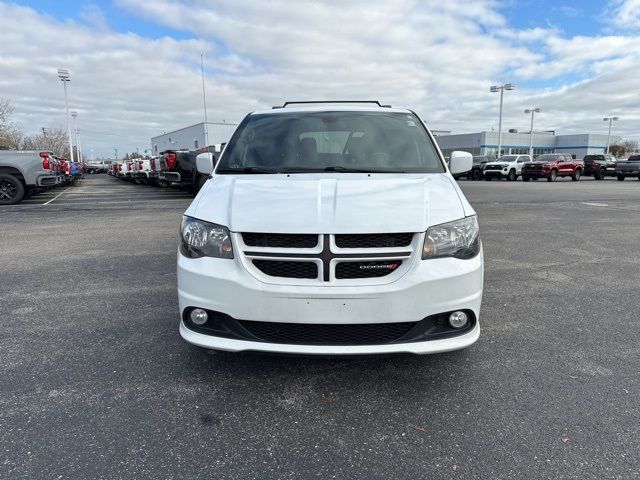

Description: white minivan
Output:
[177,102,483,355]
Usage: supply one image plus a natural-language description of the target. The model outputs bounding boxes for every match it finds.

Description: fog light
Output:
[449,311,469,329]
[190,308,208,326]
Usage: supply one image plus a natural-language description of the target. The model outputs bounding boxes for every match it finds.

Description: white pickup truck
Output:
[483,154,532,181]
[132,159,155,184]
[177,101,483,356]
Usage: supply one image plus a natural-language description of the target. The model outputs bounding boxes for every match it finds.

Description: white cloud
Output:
[607,0,640,29]
[0,1,638,156]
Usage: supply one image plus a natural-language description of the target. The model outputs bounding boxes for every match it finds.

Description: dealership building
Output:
[434,130,620,159]
[151,122,238,154]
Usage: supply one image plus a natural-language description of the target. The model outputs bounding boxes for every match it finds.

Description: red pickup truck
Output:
[522,153,583,182]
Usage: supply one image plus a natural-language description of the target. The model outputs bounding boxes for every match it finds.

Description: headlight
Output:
[422,216,480,260]
[542,163,550,168]
[180,216,233,259]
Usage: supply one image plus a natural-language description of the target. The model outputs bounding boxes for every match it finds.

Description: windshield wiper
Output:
[323,165,406,173]
[216,165,408,174]
[216,167,281,174]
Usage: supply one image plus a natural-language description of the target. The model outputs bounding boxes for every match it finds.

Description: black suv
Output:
[159,149,216,195]
[582,154,616,180]
[453,155,495,180]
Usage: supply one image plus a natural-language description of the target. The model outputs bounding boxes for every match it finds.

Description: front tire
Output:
[507,169,517,181]
[595,168,606,180]
[617,175,625,181]
[547,170,557,182]
[572,169,582,181]
[0,174,25,205]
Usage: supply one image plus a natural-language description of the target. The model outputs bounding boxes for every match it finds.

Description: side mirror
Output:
[196,152,214,175]
[449,151,473,175]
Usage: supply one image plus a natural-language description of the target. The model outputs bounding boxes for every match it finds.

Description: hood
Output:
[187,173,470,234]
[485,161,511,167]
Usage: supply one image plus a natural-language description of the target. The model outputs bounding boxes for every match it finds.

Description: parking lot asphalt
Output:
[1,175,640,479]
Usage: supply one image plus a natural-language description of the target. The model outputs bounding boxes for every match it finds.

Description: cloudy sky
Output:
[1,0,639,157]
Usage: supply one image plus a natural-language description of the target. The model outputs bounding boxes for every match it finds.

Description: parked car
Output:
[469,155,494,180]
[159,149,211,195]
[148,157,167,187]
[582,154,617,180]
[615,155,640,181]
[453,155,494,180]
[177,101,482,355]
[86,161,109,174]
[133,159,155,184]
[0,149,59,204]
[483,154,531,181]
[522,153,583,182]
[116,161,132,179]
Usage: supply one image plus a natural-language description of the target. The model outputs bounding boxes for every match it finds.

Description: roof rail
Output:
[272,100,392,109]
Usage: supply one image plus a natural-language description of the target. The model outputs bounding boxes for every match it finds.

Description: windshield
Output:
[496,156,517,162]
[216,111,445,174]
[583,155,603,161]
[534,154,559,162]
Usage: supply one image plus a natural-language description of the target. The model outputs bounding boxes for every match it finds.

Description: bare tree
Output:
[622,139,639,154]
[21,125,71,158]
[0,98,21,148]
[608,144,626,157]
[610,139,640,158]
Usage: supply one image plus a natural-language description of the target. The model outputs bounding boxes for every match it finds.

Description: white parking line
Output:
[43,187,72,205]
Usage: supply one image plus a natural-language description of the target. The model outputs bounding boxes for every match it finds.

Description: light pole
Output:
[603,116,619,154]
[490,83,516,157]
[77,129,83,163]
[524,108,540,158]
[71,110,80,161]
[57,69,74,162]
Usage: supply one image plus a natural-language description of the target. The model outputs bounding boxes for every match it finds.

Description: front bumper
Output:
[522,170,548,178]
[179,320,480,355]
[177,246,483,355]
[483,170,507,178]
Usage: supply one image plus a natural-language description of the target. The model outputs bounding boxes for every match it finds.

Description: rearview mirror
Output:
[449,151,473,175]
[196,152,214,175]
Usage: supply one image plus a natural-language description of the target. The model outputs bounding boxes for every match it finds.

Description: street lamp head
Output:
[71,111,78,118]
[534,108,540,113]
[612,116,619,121]
[490,86,500,92]
[524,109,531,113]
[504,83,516,90]
[57,68,70,81]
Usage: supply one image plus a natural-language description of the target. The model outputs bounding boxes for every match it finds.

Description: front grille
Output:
[238,320,415,345]
[252,260,317,279]
[526,164,542,170]
[243,233,317,248]
[484,165,502,171]
[335,260,403,279]
[335,233,413,248]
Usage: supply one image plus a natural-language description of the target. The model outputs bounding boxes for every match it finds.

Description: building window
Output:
[194,139,199,149]
[440,147,480,157]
